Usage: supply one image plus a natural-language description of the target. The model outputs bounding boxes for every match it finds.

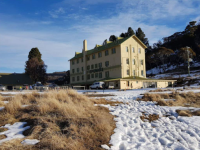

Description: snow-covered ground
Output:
[81,89,200,150]
[146,62,200,76]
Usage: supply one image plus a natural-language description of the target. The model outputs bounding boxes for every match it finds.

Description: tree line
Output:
[146,21,200,73]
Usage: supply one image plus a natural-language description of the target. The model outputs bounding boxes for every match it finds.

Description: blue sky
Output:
[0,0,200,73]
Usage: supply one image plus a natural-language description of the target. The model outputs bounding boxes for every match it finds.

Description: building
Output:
[0,73,33,90]
[69,35,176,89]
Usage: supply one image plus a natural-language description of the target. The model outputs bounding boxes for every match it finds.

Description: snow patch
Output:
[0,107,4,111]
[0,122,30,144]
[21,139,40,145]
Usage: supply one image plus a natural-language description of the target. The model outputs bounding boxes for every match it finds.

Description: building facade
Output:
[69,35,176,89]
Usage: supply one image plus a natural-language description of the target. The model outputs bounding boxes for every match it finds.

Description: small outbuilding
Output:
[0,73,33,90]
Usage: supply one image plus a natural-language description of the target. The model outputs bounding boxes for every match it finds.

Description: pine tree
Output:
[120,33,126,38]
[136,27,149,47]
[25,48,47,84]
[28,47,42,62]
[109,35,117,41]
[127,27,135,36]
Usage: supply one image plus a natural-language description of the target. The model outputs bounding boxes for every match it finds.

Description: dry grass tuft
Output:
[0,95,5,107]
[138,92,200,107]
[140,113,159,122]
[93,98,123,106]
[149,89,175,92]
[176,109,200,117]
[0,90,116,150]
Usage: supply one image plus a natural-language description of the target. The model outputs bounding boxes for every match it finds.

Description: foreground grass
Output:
[0,90,117,150]
[0,95,5,107]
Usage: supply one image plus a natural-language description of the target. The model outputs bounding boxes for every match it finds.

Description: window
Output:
[77,59,79,64]
[99,63,102,68]
[81,58,83,62]
[138,48,141,54]
[99,72,102,78]
[141,70,144,76]
[126,58,129,64]
[77,68,79,73]
[72,77,75,82]
[127,69,130,75]
[105,50,109,56]
[132,59,135,65]
[132,47,135,53]
[91,64,94,69]
[87,56,90,61]
[105,61,109,67]
[77,76,79,81]
[82,67,84,72]
[82,75,84,80]
[141,60,143,65]
[92,54,95,59]
[126,47,128,52]
[72,69,75,74]
[72,60,74,65]
[87,65,90,70]
[112,48,116,54]
[95,73,98,78]
[133,70,135,76]
[98,52,102,58]
[105,71,109,78]
[87,74,90,80]
[91,74,94,78]
[95,64,98,68]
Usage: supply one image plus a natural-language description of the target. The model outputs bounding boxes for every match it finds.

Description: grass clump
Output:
[0,95,5,107]
[138,91,200,107]
[176,109,200,117]
[0,89,116,150]
[140,113,159,122]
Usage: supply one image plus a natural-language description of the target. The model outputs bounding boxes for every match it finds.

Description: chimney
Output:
[83,40,87,52]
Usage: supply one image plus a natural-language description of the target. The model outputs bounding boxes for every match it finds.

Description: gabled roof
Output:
[0,73,33,85]
[69,35,147,61]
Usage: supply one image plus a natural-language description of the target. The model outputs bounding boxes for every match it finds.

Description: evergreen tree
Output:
[109,35,117,41]
[136,27,149,47]
[28,47,42,62]
[120,33,126,38]
[127,27,135,36]
[25,48,47,84]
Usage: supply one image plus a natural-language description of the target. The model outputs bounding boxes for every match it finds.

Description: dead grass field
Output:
[138,91,200,108]
[0,90,120,150]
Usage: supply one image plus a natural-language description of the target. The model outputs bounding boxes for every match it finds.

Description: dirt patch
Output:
[140,113,159,122]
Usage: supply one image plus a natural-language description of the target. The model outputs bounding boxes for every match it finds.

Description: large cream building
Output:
[69,35,176,89]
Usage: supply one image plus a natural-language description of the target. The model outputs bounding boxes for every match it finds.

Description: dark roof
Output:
[0,73,33,86]
[69,35,147,60]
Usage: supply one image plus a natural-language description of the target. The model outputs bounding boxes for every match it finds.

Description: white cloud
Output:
[49,7,65,18]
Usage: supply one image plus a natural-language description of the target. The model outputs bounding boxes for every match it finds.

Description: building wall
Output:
[70,45,122,84]
[120,80,143,89]
[120,37,146,78]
